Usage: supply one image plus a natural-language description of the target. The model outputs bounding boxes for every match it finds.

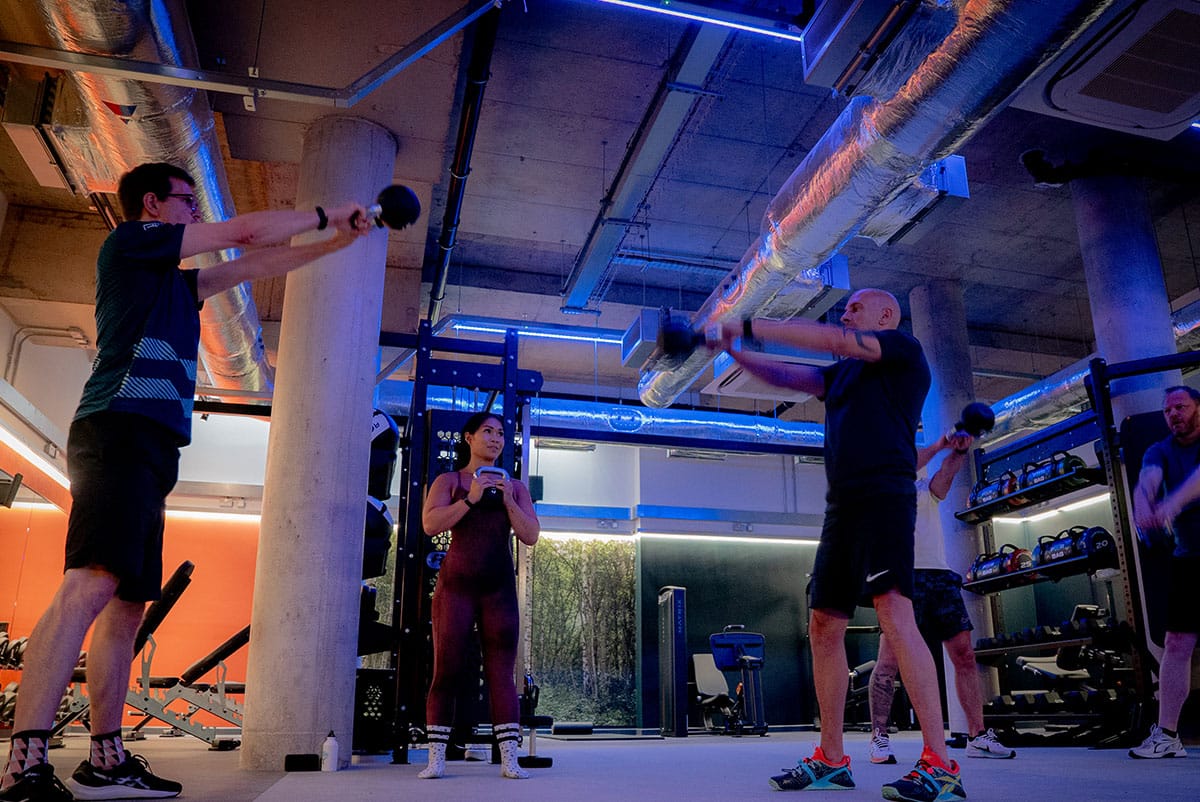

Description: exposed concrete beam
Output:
[560,23,730,312]
[966,326,1092,359]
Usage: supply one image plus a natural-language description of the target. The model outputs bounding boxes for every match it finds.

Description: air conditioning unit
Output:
[1,74,72,190]
[1011,0,1200,140]
[701,346,834,402]
[801,0,924,94]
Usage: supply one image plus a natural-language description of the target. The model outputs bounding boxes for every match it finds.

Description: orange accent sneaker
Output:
[812,746,850,767]
[768,747,855,791]
[881,749,965,802]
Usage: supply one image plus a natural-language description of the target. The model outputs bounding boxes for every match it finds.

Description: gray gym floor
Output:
[33,728,1200,801]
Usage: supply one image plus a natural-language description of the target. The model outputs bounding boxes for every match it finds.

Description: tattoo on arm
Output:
[853,330,867,350]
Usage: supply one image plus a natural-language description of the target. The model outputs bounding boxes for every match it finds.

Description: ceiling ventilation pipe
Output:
[426,7,500,326]
[986,297,1200,443]
[30,0,272,391]
[372,290,1200,452]
[637,0,1118,409]
[374,381,825,454]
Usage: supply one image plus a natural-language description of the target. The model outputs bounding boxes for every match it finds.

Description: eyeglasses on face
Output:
[164,193,198,212]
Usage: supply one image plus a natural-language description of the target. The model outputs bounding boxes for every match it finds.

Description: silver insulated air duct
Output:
[32,0,272,391]
[987,297,1200,443]
[1174,298,1200,354]
[638,0,1118,409]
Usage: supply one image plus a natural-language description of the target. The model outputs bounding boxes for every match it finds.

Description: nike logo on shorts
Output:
[865,569,890,583]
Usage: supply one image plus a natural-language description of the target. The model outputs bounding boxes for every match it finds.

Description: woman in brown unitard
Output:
[419,412,540,779]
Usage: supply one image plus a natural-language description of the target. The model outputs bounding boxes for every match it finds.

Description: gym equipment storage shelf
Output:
[955,466,1106,526]
[961,553,1105,595]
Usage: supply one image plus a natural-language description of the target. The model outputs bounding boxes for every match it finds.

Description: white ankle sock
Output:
[495,723,529,779]
[418,725,450,779]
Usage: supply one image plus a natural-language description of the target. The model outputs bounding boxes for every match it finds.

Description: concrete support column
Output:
[241,117,396,770]
[1074,175,1179,422]
[910,279,992,737]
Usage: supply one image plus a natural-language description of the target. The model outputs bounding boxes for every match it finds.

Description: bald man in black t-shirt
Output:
[718,289,964,801]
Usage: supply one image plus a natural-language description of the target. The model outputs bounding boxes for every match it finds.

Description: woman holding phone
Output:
[419,411,540,779]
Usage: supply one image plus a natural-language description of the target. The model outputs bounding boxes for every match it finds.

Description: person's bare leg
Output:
[869,633,899,736]
[944,631,985,736]
[85,597,146,735]
[1158,631,1198,732]
[810,607,850,761]
[874,590,949,765]
[11,569,119,732]
[2,568,117,791]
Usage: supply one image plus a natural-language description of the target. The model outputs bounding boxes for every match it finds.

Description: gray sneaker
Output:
[1129,725,1187,759]
[966,728,1016,759]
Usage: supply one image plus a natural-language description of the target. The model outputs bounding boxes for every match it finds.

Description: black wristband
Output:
[953,448,970,455]
[462,497,474,509]
[743,317,754,340]
[315,206,328,231]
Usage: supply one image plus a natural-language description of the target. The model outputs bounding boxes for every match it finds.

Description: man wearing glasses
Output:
[1,162,372,801]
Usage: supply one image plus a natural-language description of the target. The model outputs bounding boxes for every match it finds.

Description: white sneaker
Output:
[966,728,1016,759]
[869,729,896,764]
[1129,725,1187,759]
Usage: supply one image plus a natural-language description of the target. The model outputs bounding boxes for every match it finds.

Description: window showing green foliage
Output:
[529,537,636,726]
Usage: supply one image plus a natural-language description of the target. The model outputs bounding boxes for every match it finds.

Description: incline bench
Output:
[53,562,250,748]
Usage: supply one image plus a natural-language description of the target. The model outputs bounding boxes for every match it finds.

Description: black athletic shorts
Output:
[64,411,181,602]
[1166,554,1200,634]
[912,569,973,642]
[809,490,916,616]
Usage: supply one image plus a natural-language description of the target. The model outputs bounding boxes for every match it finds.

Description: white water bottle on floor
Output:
[321,731,339,772]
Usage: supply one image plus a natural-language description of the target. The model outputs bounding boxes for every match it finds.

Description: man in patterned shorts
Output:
[867,429,1015,764]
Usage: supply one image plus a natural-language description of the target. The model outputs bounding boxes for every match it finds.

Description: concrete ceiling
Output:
[1,0,1199,425]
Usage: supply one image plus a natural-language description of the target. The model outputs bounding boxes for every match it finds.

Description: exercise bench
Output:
[125,624,249,749]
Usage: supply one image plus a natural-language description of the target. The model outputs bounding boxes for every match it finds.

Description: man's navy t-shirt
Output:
[1141,436,1200,558]
[819,329,930,496]
[74,221,202,445]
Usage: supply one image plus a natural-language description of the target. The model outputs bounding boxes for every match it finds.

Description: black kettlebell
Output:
[657,310,706,358]
[956,402,995,438]
[354,184,421,230]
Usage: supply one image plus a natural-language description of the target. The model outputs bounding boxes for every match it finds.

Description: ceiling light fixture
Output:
[166,509,262,523]
[540,530,632,542]
[534,438,598,452]
[665,447,726,461]
[447,318,624,345]
[638,531,818,545]
[0,424,68,489]
[595,0,806,43]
